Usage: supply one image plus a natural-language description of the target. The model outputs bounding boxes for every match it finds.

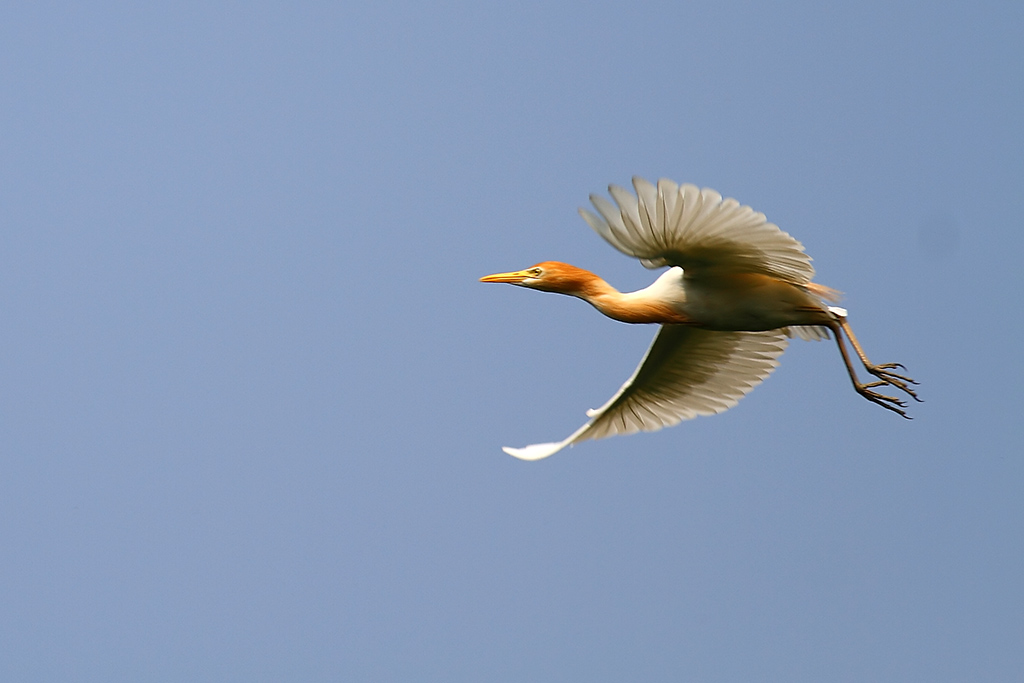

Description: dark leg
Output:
[829,321,916,419]
[837,317,920,402]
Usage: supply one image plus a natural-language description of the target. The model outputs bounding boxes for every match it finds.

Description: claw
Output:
[856,383,912,419]
[874,362,906,372]
[871,364,917,383]
[859,383,908,407]
[866,364,922,402]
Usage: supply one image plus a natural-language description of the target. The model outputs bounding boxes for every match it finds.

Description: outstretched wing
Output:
[503,327,788,461]
[578,177,815,284]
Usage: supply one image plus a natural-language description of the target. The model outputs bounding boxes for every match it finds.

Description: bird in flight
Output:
[481,177,919,460]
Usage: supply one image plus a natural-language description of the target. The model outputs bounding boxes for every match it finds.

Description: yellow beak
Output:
[479,269,532,284]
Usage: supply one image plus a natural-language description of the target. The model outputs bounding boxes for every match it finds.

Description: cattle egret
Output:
[481,177,919,460]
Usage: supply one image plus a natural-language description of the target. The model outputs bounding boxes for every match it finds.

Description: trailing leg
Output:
[836,317,920,402]
[828,319,916,419]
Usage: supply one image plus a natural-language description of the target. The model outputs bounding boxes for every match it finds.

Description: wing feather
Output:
[580,177,815,284]
[502,327,788,460]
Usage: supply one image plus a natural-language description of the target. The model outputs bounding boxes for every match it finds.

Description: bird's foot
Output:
[855,381,913,419]
[866,363,921,402]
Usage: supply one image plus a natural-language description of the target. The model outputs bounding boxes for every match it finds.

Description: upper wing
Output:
[578,177,815,284]
[503,326,788,461]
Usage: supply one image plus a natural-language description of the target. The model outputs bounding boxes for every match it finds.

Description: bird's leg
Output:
[829,321,913,419]
[836,317,920,402]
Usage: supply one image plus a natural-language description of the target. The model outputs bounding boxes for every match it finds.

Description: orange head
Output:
[479,261,599,295]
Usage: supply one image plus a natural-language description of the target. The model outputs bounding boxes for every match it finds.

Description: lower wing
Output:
[503,326,789,460]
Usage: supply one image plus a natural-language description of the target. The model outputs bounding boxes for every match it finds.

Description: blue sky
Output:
[1,1,1021,680]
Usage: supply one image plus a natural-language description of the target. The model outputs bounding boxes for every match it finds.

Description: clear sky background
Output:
[1,1,1021,681]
